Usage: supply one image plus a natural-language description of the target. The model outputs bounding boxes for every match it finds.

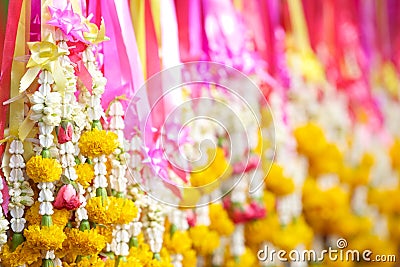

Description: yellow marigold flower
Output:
[390,139,400,174]
[225,247,257,267]
[309,143,343,176]
[26,156,62,183]
[24,225,66,251]
[128,237,154,266]
[86,196,138,225]
[113,197,138,224]
[0,243,41,267]
[245,212,280,246]
[163,230,192,254]
[294,123,328,158]
[64,256,105,267]
[104,259,115,267]
[190,147,232,193]
[182,249,197,267]
[86,196,115,225]
[75,163,95,188]
[302,178,350,235]
[25,201,70,227]
[63,228,107,257]
[209,203,234,236]
[79,129,118,158]
[97,224,114,244]
[118,256,142,267]
[189,225,220,255]
[265,163,295,196]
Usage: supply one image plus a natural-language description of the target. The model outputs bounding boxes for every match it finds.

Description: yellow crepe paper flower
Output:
[79,129,118,158]
[209,203,234,236]
[86,196,138,225]
[75,163,95,188]
[0,243,41,267]
[189,225,220,256]
[26,155,62,183]
[24,225,66,251]
[25,201,70,227]
[63,228,107,257]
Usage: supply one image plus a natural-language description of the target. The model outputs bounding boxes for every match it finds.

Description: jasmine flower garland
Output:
[4,139,34,250]
[107,100,135,263]
[26,65,64,267]
[141,195,166,260]
[0,176,9,249]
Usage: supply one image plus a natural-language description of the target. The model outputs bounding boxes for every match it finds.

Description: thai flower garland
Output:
[4,139,34,251]
[108,100,133,262]
[25,47,67,266]
[0,177,8,249]
[53,33,85,225]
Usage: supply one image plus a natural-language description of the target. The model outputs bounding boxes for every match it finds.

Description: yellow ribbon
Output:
[83,18,109,45]
[10,0,28,137]
[130,0,147,79]
[19,34,68,94]
[286,0,325,84]
[287,0,310,52]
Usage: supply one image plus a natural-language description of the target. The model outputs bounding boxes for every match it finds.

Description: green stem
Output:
[115,256,126,267]
[41,215,53,227]
[128,236,138,248]
[79,219,91,231]
[11,232,24,251]
[42,259,54,267]
[91,120,102,130]
[96,187,108,205]
[41,148,51,158]
[153,252,161,261]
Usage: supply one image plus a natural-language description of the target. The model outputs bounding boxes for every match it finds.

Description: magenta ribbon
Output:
[1,179,9,215]
[100,0,144,111]
[30,0,41,41]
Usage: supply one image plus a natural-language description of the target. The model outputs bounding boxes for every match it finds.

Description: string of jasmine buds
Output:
[5,139,34,250]
[126,135,144,249]
[108,100,132,262]
[167,207,189,267]
[55,37,90,232]
[29,69,62,266]
[82,46,108,199]
[0,176,9,249]
[141,196,166,260]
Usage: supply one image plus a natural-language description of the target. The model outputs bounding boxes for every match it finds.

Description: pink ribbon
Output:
[47,3,89,42]
[1,179,9,215]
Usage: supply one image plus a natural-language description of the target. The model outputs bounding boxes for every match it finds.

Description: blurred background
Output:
[1,0,400,266]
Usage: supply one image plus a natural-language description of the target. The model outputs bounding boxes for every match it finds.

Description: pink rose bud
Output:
[54,184,81,210]
[56,120,73,144]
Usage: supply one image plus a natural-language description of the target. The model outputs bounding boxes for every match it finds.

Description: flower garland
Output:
[25,60,67,266]
[4,139,34,250]
[107,99,133,263]
[141,195,166,261]
[0,176,9,249]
